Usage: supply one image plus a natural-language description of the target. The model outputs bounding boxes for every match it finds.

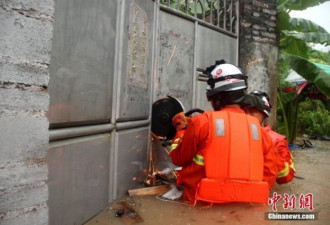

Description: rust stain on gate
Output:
[127,1,149,89]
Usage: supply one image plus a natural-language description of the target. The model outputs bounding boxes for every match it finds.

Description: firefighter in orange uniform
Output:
[242,91,295,184]
[169,60,277,205]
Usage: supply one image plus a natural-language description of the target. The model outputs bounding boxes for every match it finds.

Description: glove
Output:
[162,184,183,200]
[172,112,189,131]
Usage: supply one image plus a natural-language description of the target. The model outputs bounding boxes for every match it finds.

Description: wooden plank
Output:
[128,185,170,197]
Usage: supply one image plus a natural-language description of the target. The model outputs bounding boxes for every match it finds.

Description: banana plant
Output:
[276,0,330,143]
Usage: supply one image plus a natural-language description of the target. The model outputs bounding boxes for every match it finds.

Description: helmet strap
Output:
[207,74,248,89]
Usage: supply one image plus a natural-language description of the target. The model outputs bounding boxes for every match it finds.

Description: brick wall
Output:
[0,0,54,224]
[239,0,279,127]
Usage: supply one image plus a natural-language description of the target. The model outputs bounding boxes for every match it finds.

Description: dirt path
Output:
[85,140,330,225]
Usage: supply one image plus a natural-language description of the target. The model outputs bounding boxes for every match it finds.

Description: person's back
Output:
[242,91,295,185]
[264,125,295,184]
[169,61,277,205]
[195,108,272,204]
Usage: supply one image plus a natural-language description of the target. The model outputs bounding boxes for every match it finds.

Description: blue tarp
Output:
[314,62,330,76]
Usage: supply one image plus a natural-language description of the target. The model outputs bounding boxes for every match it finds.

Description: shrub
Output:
[297,98,330,138]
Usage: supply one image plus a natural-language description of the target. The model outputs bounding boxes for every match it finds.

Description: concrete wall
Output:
[0,0,54,224]
[239,0,279,127]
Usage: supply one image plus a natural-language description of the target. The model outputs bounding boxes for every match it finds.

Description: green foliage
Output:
[288,18,329,33]
[160,0,230,18]
[282,53,330,96]
[283,30,330,45]
[280,36,309,58]
[160,0,218,15]
[276,0,330,143]
[277,10,290,30]
[297,98,330,138]
[308,47,330,64]
[277,9,330,57]
[277,0,330,11]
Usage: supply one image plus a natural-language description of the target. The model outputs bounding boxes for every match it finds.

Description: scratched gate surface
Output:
[47,0,238,224]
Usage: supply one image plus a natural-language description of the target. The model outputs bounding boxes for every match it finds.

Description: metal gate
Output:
[47,0,238,224]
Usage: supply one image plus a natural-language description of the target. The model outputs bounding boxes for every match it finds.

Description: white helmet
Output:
[206,61,248,100]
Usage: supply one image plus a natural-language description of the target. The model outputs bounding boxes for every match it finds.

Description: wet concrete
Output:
[85,140,330,225]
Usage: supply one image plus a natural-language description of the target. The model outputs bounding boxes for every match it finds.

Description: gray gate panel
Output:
[194,25,237,111]
[48,0,117,125]
[195,80,214,111]
[197,25,237,69]
[117,0,154,121]
[156,11,195,110]
[114,127,149,198]
[48,134,110,225]
[151,138,177,172]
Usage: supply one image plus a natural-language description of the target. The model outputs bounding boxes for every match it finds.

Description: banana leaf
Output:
[283,31,330,45]
[276,0,330,143]
[280,36,309,58]
[282,53,330,97]
[277,0,330,11]
[277,10,290,30]
[288,18,329,35]
[279,16,330,58]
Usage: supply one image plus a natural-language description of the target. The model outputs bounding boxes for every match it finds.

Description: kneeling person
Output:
[242,91,295,184]
[169,61,277,205]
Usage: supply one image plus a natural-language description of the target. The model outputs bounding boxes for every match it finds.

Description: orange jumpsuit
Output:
[170,107,277,204]
[263,126,295,184]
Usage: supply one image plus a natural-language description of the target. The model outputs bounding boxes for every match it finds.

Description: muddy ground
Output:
[85,139,330,225]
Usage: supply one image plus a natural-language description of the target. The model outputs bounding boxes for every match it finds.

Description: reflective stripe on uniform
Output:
[251,123,259,140]
[215,119,225,136]
[277,162,289,178]
[170,144,178,152]
[289,153,296,172]
[170,138,181,153]
[290,160,296,172]
[193,154,205,166]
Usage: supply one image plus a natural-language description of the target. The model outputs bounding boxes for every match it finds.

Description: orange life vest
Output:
[195,111,269,204]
